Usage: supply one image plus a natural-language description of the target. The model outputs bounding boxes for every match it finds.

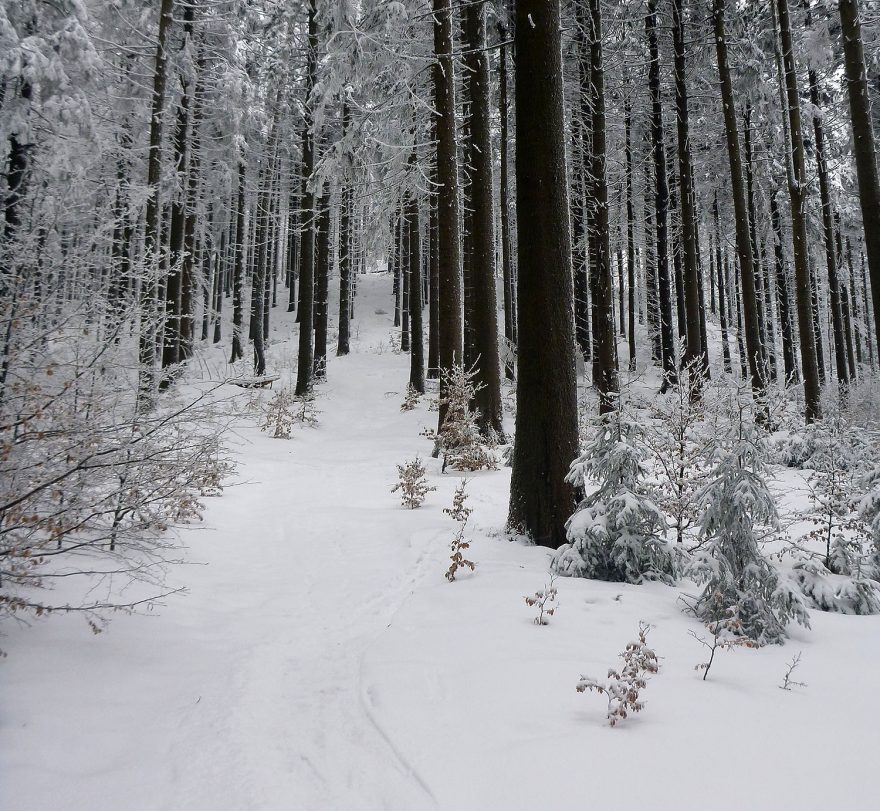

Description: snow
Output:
[2,274,879,810]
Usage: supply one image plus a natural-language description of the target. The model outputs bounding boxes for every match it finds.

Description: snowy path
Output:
[4,275,880,811]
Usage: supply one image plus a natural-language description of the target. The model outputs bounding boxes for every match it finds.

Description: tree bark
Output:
[507,0,579,548]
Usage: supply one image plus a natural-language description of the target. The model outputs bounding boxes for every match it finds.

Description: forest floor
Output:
[2,274,879,810]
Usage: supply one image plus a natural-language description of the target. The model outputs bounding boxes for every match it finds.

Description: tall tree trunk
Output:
[713,0,768,412]
[647,0,677,387]
[573,4,592,362]
[433,0,464,428]
[839,0,880,361]
[673,0,706,381]
[713,194,733,373]
[313,187,330,379]
[497,23,516,379]
[230,159,246,363]
[508,0,579,548]
[463,0,503,437]
[138,0,174,407]
[295,0,318,397]
[337,181,352,355]
[625,92,637,372]
[807,43,848,392]
[769,189,797,383]
[587,0,619,410]
[407,157,425,394]
[775,0,822,421]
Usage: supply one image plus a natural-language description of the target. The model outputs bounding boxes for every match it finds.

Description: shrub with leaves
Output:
[525,575,558,625]
[400,384,421,412]
[260,388,319,438]
[686,399,810,645]
[444,480,475,581]
[689,594,759,680]
[391,456,435,509]
[422,363,497,473]
[576,622,658,726]
[553,402,676,584]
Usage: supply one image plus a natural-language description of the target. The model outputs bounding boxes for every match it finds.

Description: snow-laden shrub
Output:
[422,363,497,473]
[553,406,676,584]
[790,561,880,615]
[391,456,435,509]
[686,403,810,645]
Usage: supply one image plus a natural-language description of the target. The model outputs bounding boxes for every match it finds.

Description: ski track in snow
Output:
[3,274,880,811]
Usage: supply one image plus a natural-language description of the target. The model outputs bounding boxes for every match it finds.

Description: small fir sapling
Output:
[644,361,714,546]
[444,480,475,581]
[576,622,659,726]
[859,464,880,580]
[525,575,558,625]
[391,456,435,509]
[553,399,676,584]
[688,593,758,681]
[686,398,810,645]
[422,363,498,473]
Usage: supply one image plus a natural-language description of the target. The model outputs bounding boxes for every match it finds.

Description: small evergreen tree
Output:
[553,402,676,584]
[687,400,809,644]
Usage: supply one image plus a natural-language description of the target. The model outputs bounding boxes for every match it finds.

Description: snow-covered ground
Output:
[3,274,879,810]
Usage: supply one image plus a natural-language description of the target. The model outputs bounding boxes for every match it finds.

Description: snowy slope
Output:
[2,274,878,811]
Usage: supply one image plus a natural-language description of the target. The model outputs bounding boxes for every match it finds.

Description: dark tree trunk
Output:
[769,189,798,383]
[497,24,516,379]
[463,0,503,437]
[713,0,768,412]
[407,160,425,394]
[713,194,733,373]
[672,0,706,380]
[313,188,330,380]
[230,159,246,363]
[573,4,592,362]
[587,0,619,410]
[839,0,880,361]
[625,93,637,372]
[138,0,175,406]
[507,0,579,548]
[337,184,352,355]
[776,0,822,421]
[647,0,677,387]
[294,0,318,397]
[433,0,464,428]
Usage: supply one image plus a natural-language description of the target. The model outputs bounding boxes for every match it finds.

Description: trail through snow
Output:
[3,275,880,811]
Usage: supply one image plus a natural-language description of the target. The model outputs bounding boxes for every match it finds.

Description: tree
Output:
[507,0,579,548]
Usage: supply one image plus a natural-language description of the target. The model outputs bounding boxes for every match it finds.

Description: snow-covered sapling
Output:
[444,480,475,581]
[261,388,319,439]
[779,652,807,691]
[422,363,497,473]
[686,399,810,645]
[576,622,659,726]
[391,456,435,509]
[689,594,758,681]
[525,575,558,625]
[553,401,676,584]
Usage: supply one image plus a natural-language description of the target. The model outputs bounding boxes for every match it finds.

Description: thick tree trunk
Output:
[230,160,246,363]
[433,0,464,428]
[625,93,637,372]
[508,0,579,548]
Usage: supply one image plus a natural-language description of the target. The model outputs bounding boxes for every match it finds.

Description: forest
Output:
[2,0,880,808]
